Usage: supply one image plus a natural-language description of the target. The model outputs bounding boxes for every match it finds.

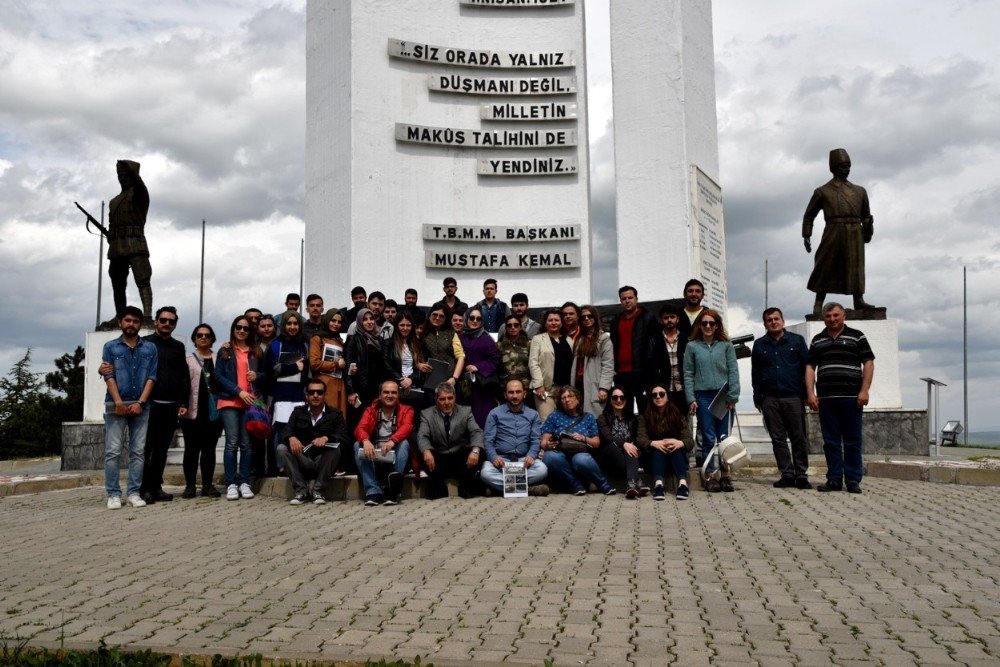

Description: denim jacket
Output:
[102,336,158,405]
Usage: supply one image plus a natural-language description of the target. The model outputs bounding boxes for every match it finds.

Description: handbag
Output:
[556,415,590,455]
[245,397,273,440]
[718,412,750,471]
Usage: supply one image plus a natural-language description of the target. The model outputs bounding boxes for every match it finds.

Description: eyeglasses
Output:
[158,318,177,325]
[610,395,625,401]
[234,325,250,332]
[581,314,595,321]
[650,391,667,398]
[194,333,212,339]
[468,316,482,322]
[506,322,521,328]
[305,389,325,396]
[701,321,718,328]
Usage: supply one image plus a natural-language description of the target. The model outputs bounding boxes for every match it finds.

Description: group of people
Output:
[99,276,876,509]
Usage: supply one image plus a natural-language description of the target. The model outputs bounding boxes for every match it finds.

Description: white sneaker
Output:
[226,484,239,501]
[107,496,122,510]
[126,494,146,508]
[239,483,254,499]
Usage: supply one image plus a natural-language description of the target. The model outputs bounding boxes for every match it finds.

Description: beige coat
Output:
[569,332,615,416]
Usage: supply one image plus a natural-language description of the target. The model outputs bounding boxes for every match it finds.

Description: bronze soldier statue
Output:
[107,160,153,322]
[803,148,879,316]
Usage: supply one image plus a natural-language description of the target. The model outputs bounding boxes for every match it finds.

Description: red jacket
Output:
[354,399,414,445]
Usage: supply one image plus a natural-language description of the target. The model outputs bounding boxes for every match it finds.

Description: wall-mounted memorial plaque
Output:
[422,223,582,242]
[425,250,581,269]
[459,0,575,6]
[689,165,728,310]
[477,156,579,176]
[429,74,576,95]
[396,123,577,148]
[389,39,574,69]
[480,102,578,121]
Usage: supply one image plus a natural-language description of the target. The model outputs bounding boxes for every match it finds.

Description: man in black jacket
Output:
[644,302,688,416]
[608,286,658,414]
[278,379,348,504]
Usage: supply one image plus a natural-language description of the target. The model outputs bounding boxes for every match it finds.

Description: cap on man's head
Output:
[117,159,140,174]
[829,148,850,169]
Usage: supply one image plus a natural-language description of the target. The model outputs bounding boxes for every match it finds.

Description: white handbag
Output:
[717,412,750,471]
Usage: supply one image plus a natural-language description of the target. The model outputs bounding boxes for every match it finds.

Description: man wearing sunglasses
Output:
[278,379,347,504]
[100,305,189,504]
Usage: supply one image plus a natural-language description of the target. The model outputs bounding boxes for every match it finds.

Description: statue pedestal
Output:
[787,318,902,409]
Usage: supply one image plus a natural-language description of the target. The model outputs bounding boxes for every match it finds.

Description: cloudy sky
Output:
[1,0,997,432]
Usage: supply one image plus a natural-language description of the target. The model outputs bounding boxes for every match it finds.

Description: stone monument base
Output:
[805,408,929,457]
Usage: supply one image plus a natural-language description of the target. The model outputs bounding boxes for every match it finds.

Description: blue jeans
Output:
[221,408,252,485]
[480,455,548,492]
[818,397,864,485]
[695,390,730,476]
[353,440,410,498]
[542,449,612,493]
[104,407,149,497]
[651,449,689,485]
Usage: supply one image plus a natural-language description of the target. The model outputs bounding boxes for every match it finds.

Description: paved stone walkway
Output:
[1,478,998,665]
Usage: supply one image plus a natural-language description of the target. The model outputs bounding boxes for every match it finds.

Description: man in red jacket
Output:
[353,379,414,505]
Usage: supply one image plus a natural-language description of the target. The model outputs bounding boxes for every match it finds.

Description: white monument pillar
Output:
[610,0,725,311]
[306,0,591,308]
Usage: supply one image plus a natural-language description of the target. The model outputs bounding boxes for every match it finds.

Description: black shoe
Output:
[720,477,735,493]
[383,495,399,506]
[816,481,843,492]
[652,484,665,501]
[795,478,813,490]
[387,471,404,499]
[181,487,197,499]
[154,489,173,502]
[141,491,157,505]
[289,493,309,505]
[773,477,796,488]
[675,484,689,501]
[364,494,382,506]
[846,482,862,494]
[201,486,221,497]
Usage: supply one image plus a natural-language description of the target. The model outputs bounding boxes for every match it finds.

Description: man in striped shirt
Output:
[805,302,875,494]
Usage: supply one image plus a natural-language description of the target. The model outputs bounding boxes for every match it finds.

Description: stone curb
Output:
[866,460,1000,486]
[0,456,59,472]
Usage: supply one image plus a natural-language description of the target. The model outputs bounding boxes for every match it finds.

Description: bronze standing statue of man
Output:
[107,159,153,322]
[803,148,879,316]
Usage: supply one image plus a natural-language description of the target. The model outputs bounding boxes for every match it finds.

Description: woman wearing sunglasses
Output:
[683,309,740,492]
[457,307,501,428]
[420,304,465,389]
[637,383,694,500]
[570,305,614,416]
[214,316,260,500]
[179,323,223,498]
[597,388,648,498]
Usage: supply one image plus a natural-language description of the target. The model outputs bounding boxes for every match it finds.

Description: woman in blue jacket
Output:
[683,308,740,492]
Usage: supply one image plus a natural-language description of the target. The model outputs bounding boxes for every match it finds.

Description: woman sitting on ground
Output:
[637,382,695,501]
[539,385,615,496]
[596,387,647,499]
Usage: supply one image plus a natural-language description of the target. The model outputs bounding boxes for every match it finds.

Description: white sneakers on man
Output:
[226,484,239,501]
[107,496,122,510]
[239,483,254,499]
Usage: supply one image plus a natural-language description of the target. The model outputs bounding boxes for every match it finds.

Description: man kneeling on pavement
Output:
[278,378,347,505]
[418,382,485,499]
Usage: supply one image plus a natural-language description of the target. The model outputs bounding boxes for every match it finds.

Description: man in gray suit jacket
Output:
[418,383,485,499]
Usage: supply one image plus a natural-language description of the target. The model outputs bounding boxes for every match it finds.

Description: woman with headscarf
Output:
[266,310,309,476]
[345,308,388,409]
[456,307,501,428]
[309,308,348,414]
[249,312,277,479]
[570,304,615,416]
